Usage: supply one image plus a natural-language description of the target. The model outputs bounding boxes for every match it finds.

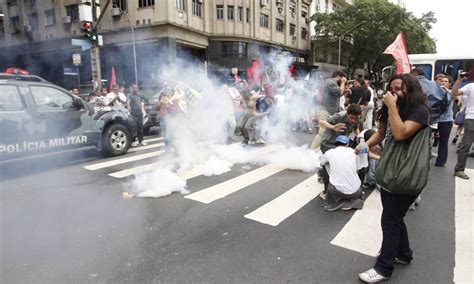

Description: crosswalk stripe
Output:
[128,142,165,153]
[144,137,163,143]
[84,150,165,171]
[454,168,474,284]
[330,189,382,257]
[184,164,285,204]
[108,143,283,179]
[244,174,322,226]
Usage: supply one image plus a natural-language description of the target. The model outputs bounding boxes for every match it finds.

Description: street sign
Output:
[72,54,82,66]
[64,67,79,76]
[71,38,92,51]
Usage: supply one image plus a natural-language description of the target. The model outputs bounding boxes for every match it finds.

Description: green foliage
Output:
[311,0,437,81]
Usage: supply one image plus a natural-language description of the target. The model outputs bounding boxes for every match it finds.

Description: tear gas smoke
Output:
[129,53,326,198]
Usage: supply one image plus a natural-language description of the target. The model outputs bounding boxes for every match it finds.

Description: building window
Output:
[227,5,234,20]
[222,42,247,58]
[289,24,295,36]
[260,13,269,28]
[176,0,185,11]
[238,6,243,21]
[301,27,308,40]
[138,0,154,8]
[216,5,224,20]
[276,19,284,32]
[289,2,296,17]
[27,13,39,30]
[66,5,79,23]
[10,16,20,33]
[192,0,202,17]
[301,6,307,18]
[325,0,329,12]
[113,0,127,11]
[246,8,250,23]
[45,9,56,26]
[332,3,337,11]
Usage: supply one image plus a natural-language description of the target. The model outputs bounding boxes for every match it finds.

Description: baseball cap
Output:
[335,135,349,145]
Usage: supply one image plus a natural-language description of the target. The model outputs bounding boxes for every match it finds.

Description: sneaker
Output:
[319,191,327,201]
[408,203,416,211]
[131,141,139,147]
[454,171,470,180]
[431,152,438,158]
[414,195,421,206]
[452,135,458,144]
[394,257,410,265]
[255,137,266,144]
[358,268,389,283]
[139,141,148,146]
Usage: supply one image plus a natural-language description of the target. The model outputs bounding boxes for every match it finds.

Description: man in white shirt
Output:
[106,84,127,108]
[364,80,375,130]
[451,74,474,180]
[320,135,364,211]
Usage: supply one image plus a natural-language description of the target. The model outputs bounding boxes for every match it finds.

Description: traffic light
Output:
[81,21,97,42]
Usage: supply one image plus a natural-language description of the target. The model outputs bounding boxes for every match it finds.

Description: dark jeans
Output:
[132,112,144,143]
[374,189,419,277]
[435,121,453,166]
[455,119,474,172]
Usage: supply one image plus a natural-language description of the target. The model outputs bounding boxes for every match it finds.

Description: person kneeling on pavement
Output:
[320,135,364,211]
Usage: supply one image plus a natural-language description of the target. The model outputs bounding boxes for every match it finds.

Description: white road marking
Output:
[144,137,163,143]
[244,174,322,226]
[184,164,285,204]
[128,142,165,152]
[454,168,474,284]
[84,150,165,171]
[330,189,382,257]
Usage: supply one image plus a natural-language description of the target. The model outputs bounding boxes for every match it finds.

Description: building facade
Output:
[0,0,312,89]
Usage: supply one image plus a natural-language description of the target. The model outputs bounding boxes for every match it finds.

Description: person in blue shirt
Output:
[434,73,454,167]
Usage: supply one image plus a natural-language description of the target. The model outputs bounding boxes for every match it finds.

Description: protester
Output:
[71,87,80,97]
[156,87,179,151]
[243,94,274,145]
[106,84,128,108]
[317,104,363,198]
[320,135,364,212]
[450,74,473,180]
[434,73,454,167]
[360,129,381,190]
[310,71,348,150]
[364,80,376,130]
[128,84,147,147]
[358,73,430,283]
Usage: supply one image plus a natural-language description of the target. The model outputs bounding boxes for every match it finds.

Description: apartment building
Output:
[0,0,312,88]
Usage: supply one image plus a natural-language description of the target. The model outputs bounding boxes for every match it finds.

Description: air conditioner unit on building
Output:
[111,7,121,17]
[260,0,269,6]
[276,0,283,4]
[62,16,72,24]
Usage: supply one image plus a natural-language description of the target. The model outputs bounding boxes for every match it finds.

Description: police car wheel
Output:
[102,124,131,156]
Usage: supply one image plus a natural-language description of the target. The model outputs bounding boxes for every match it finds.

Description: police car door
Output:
[0,82,33,160]
[27,84,90,151]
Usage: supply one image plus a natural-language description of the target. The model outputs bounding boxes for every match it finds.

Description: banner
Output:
[383,32,411,74]
[108,67,116,92]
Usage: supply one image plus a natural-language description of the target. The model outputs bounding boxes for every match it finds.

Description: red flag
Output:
[246,57,262,87]
[383,32,411,74]
[108,67,116,92]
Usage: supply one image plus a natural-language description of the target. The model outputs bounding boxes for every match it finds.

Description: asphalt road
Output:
[1,131,472,283]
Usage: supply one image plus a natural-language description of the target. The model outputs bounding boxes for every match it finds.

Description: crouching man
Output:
[320,135,364,211]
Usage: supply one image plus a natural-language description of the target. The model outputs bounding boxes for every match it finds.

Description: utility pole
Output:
[90,0,101,89]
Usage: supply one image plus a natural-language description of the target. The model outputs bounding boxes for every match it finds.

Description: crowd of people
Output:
[69,66,473,283]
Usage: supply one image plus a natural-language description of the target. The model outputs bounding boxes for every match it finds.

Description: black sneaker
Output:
[452,135,458,144]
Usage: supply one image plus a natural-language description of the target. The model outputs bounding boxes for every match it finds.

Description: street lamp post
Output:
[337,21,367,70]
[120,10,138,86]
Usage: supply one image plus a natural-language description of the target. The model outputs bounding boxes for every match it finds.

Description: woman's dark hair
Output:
[376,73,427,126]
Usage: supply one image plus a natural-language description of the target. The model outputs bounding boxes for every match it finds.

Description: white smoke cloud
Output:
[127,53,325,198]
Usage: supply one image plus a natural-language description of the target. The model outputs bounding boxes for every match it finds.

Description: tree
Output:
[311,0,437,82]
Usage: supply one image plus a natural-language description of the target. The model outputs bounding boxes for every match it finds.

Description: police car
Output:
[0,74,138,162]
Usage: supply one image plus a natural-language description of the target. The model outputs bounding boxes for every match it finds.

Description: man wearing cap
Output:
[320,135,364,211]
